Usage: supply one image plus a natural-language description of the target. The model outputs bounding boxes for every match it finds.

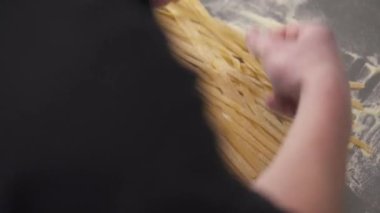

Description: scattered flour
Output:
[202,0,319,31]
[201,0,380,210]
[347,54,380,210]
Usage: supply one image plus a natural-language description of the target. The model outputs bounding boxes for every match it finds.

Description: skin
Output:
[247,25,351,213]
[153,1,351,212]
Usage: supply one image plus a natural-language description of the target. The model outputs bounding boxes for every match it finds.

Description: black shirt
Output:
[0,0,282,212]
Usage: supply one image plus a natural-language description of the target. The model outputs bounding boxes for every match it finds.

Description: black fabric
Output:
[0,0,282,212]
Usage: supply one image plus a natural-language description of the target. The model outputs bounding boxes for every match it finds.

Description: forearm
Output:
[254,74,351,212]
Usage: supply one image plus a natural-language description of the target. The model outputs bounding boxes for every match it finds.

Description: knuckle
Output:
[307,24,335,40]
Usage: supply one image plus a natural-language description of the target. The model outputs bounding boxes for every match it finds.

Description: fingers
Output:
[284,24,300,40]
[268,24,300,41]
[246,24,300,58]
[246,28,263,57]
[247,24,302,118]
[246,28,281,58]
[273,27,287,39]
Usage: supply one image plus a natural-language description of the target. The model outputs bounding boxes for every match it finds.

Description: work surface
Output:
[201,0,380,212]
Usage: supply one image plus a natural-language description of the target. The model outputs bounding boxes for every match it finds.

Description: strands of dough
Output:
[155,0,370,181]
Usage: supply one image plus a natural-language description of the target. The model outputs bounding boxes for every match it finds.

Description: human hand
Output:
[246,24,349,116]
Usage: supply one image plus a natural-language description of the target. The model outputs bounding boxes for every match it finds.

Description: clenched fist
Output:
[247,24,349,116]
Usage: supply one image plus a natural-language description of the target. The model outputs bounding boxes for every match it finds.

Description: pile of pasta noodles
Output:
[155,0,369,182]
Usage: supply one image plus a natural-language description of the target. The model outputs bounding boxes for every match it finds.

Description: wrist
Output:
[298,69,352,139]
[300,67,349,105]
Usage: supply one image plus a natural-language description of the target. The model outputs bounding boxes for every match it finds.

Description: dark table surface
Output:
[201,0,380,212]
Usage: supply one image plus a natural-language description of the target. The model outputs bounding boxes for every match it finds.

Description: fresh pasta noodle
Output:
[352,99,364,110]
[155,0,370,182]
[349,82,365,90]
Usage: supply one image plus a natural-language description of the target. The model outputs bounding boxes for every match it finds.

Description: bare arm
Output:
[247,25,351,213]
